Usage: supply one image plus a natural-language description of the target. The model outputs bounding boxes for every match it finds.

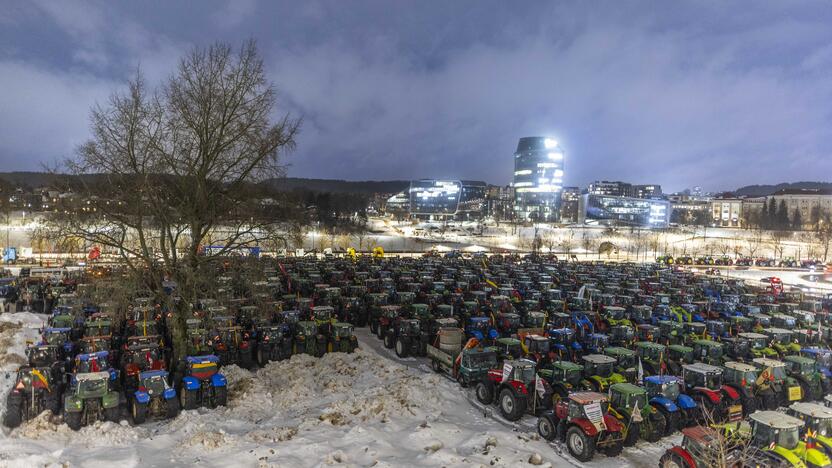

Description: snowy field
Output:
[0,312,676,468]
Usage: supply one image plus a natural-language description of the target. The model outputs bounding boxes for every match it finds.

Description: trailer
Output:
[427,327,497,387]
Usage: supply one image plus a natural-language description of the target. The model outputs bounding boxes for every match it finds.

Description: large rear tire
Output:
[602,439,623,457]
[498,388,525,422]
[623,421,640,447]
[131,399,147,425]
[3,397,21,428]
[566,425,596,462]
[659,451,690,468]
[395,338,408,358]
[180,388,198,410]
[475,381,494,405]
[537,414,557,441]
[64,410,82,431]
[105,406,120,423]
[214,386,228,407]
[645,410,667,443]
[383,332,394,349]
[166,397,180,419]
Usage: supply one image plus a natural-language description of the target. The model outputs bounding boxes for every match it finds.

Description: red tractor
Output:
[681,363,743,423]
[474,358,551,421]
[537,391,624,462]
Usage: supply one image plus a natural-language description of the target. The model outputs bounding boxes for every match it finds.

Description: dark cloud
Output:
[1,0,831,191]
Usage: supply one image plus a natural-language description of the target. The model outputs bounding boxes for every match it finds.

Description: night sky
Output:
[2,1,832,192]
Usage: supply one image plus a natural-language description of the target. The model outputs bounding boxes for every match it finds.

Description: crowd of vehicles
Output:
[4,252,832,467]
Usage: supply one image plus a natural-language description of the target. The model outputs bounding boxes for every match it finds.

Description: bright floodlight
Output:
[544,138,557,149]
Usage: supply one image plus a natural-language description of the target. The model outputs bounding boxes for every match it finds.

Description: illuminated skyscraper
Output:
[512,136,564,222]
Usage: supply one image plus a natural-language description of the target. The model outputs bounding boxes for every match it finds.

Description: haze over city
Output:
[2,1,832,192]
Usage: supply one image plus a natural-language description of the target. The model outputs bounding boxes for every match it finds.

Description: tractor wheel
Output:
[64,410,83,431]
[395,338,408,358]
[646,410,667,442]
[131,399,147,425]
[797,380,811,402]
[166,397,180,419]
[537,413,557,441]
[657,406,678,436]
[214,386,228,407]
[760,390,778,411]
[498,388,525,422]
[105,406,120,423]
[475,381,494,405]
[316,335,327,357]
[256,348,267,367]
[456,373,467,388]
[370,321,378,335]
[566,425,596,462]
[45,391,61,415]
[430,359,441,373]
[741,393,758,416]
[3,397,21,428]
[180,388,198,410]
[383,332,394,349]
[602,439,623,457]
[659,451,691,468]
[623,421,640,447]
[240,349,254,369]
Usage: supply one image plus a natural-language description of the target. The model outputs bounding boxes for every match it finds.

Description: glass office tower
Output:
[512,137,564,222]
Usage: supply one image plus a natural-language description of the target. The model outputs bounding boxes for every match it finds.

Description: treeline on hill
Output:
[734,181,832,197]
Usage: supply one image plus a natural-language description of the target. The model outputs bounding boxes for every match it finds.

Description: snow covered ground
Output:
[0,312,673,467]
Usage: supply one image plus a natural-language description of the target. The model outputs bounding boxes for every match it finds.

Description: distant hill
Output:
[265,178,409,194]
[734,181,832,197]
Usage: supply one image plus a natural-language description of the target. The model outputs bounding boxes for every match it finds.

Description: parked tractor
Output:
[581,354,627,392]
[427,328,497,387]
[294,321,327,357]
[786,402,832,458]
[783,355,826,402]
[328,322,358,353]
[120,343,166,393]
[666,344,695,376]
[635,341,667,376]
[179,355,227,410]
[603,346,638,383]
[211,326,254,369]
[659,425,745,468]
[537,392,625,462]
[130,370,179,424]
[681,363,743,423]
[721,361,772,414]
[537,360,588,401]
[762,328,802,358]
[740,332,780,359]
[747,411,832,468]
[608,382,667,445]
[644,375,697,435]
[63,371,121,430]
[254,324,292,365]
[385,318,428,358]
[4,366,61,428]
[474,358,550,421]
[752,357,805,406]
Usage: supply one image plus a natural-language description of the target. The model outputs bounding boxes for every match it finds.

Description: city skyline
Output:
[2,2,832,192]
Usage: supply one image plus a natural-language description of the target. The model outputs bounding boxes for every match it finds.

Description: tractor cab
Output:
[582,354,617,379]
[771,314,797,329]
[657,320,683,343]
[609,325,634,346]
[584,333,609,354]
[524,311,547,329]
[630,305,652,324]
[705,320,728,339]
[722,336,751,361]
[786,402,832,450]
[692,339,725,366]
[492,337,522,361]
[749,411,820,459]
[27,345,60,368]
[604,347,637,382]
[539,360,584,391]
[466,316,497,342]
[682,362,723,391]
[523,335,550,356]
[636,324,658,342]
[496,312,522,336]
[644,375,683,402]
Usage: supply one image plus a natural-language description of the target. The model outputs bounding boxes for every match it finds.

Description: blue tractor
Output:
[465,316,498,342]
[644,375,696,436]
[72,351,119,387]
[801,347,832,394]
[130,370,179,424]
[41,327,76,361]
[583,333,609,355]
[547,327,582,361]
[179,355,227,410]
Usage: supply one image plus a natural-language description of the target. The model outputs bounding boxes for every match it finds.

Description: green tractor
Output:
[739,332,779,359]
[635,341,667,376]
[537,360,588,402]
[581,354,628,392]
[762,328,801,358]
[294,321,326,357]
[608,382,667,445]
[328,322,358,353]
[63,371,121,430]
[608,324,635,347]
[786,402,832,459]
[783,355,826,402]
[492,337,523,363]
[682,322,707,346]
[666,344,695,376]
[692,339,726,366]
[600,306,631,331]
[656,320,684,346]
[752,358,805,407]
[747,411,832,468]
[721,361,771,415]
[604,347,638,383]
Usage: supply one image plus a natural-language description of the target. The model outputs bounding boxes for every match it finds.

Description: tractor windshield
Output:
[593,362,614,377]
[463,351,497,370]
[77,378,107,395]
[127,348,161,365]
[660,381,680,400]
[527,339,549,354]
[516,366,536,384]
[770,366,787,381]
[85,324,111,336]
[564,368,582,386]
[630,392,648,410]
[334,325,353,338]
[617,353,636,369]
[44,332,68,346]
[140,375,167,394]
[777,427,800,450]
[812,417,832,437]
[526,314,545,328]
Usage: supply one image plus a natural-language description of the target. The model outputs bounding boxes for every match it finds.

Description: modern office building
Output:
[560,186,581,224]
[589,181,662,199]
[384,179,487,220]
[579,194,671,227]
[512,137,564,222]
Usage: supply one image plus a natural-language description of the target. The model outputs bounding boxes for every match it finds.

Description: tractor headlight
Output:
[822,429,828,437]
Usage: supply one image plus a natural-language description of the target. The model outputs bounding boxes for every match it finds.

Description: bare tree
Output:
[769,231,790,259]
[45,41,299,359]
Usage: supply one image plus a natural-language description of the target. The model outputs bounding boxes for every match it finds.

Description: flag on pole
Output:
[535,373,547,399]
[631,400,643,423]
[637,357,644,385]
